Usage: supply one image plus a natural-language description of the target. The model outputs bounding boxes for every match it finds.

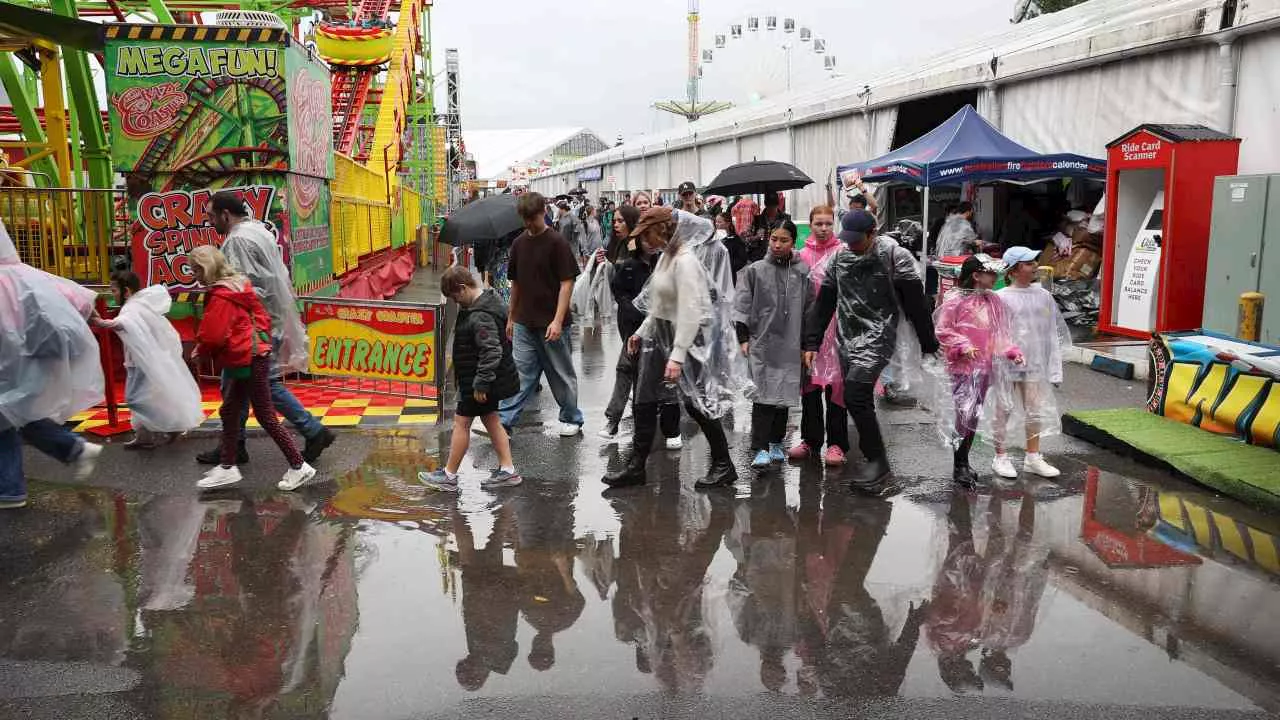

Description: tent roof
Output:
[1107,123,1240,147]
[837,105,1106,186]
[465,127,597,180]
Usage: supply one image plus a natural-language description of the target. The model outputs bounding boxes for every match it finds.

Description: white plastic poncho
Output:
[0,218,103,427]
[571,252,614,325]
[220,218,309,372]
[113,285,205,432]
[992,285,1071,446]
[935,215,979,257]
[682,210,754,407]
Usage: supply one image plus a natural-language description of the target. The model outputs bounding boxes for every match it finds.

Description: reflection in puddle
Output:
[7,437,1280,715]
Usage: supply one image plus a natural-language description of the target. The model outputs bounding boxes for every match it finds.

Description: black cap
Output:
[677,181,697,195]
[838,209,878,243]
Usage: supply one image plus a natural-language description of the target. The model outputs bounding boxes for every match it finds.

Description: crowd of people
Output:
[434,180,1070,495]
[0,191,339,510]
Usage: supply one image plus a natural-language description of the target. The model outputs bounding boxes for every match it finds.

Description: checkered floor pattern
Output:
[66,383,440,434]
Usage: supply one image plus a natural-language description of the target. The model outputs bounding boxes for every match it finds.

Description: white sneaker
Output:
[991,454,1018,479]
[665,436,683,450]
[558,423,583,437]
[198,465,243,490]
[278,462,318,491]
[598,425,619,441]
[74,442,102,481]
[1024,454,1061,478]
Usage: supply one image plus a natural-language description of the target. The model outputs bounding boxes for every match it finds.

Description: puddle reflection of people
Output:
[927,489,1047,694]
[453,502,522,691]
[513,481,585,673]
[794,485,925,698]
[727,478,798,692]
[609,475,733,692]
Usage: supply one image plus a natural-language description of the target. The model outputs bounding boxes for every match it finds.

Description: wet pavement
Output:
[5,326,1280,719]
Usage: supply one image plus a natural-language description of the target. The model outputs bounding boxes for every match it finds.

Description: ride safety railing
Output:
[331,153,423,276]
[0,185,126,283]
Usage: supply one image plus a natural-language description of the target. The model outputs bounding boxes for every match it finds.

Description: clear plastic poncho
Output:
[798,237,844,405]
[220,218,309,372]
[930,288,1020,449]
[0,218,103,427]
[633,211,749,419]
[113,285,204,432]
[571,252,614,326]
[935,215,979,257]
[990,285,1071,447]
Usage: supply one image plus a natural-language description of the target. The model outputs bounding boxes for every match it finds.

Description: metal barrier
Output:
[0,186,126,283]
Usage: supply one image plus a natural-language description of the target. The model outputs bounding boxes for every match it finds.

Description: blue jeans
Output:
[223,352,324,442]
[0,418,85,502]
[499,323,584,428]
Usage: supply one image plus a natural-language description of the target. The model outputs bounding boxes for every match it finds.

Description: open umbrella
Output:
[704,160,814,196]
[439,193,524,246]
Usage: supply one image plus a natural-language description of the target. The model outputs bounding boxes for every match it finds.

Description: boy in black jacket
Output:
[420,266,522,492]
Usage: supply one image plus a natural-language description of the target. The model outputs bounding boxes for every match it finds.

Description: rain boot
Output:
[603,452,648,487]
[604,402,656,488]
[953,434,978,489]
[849,409,890,490]
[697,457,738,489]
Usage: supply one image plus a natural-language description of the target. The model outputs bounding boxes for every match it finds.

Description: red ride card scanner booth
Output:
[1099,124,1240,338]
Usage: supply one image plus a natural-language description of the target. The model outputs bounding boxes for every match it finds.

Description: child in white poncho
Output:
[993,247,1071,479]
[100,271,205,448]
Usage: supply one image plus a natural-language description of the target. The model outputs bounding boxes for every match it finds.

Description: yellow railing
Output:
[0,186,123,283]
[331,153,392,275]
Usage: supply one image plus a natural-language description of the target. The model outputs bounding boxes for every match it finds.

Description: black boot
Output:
[303,428,336,463]
[850,456,891,489]
[197,442,247,465]
[696,457,738,489]
[603,452,648,487]
[953,434,978,488]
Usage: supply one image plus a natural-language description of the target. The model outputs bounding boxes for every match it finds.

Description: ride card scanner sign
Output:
[1116,192,1164,331]
[103,23,334,291]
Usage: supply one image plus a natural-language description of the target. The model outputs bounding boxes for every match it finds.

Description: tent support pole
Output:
[921,185,931,285]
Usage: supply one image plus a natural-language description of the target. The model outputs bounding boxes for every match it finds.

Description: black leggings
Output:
[633,401,728,460]
[750,403,788,449]
[605,345,679,437]
[800,386,850,451]
[844,381,886,462]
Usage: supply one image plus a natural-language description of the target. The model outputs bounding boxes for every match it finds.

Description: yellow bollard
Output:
[1037,265,1055,290]
[1239,292,1265,341]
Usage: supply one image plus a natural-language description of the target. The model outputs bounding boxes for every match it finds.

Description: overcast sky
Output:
[431,0,1015,140]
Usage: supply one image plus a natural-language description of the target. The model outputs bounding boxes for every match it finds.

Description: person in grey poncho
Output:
[804,210,939,489]
[734,219,811,469]
[194,191,335,467]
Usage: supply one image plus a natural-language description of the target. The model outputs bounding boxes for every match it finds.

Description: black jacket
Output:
[610,246,655,339]
[453,290,519,399]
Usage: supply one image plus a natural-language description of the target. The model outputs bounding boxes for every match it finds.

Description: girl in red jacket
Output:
[189,246,316,491]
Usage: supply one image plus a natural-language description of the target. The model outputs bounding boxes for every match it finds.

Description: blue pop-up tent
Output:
[837,105,1106,268]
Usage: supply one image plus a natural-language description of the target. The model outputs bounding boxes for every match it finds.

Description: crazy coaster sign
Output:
[133,184,277,288]
[303,298,438,384]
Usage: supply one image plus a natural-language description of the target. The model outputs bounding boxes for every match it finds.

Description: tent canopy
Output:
[837,105,1105,187]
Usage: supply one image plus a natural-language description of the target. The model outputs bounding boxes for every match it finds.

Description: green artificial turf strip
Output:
[1065,408,1280,510]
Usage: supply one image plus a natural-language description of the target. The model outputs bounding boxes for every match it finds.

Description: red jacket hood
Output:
[209,276,258,308]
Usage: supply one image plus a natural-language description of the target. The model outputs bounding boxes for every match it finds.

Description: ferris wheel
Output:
[699,15,837,104]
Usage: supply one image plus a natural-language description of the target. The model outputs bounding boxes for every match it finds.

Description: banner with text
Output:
[303,299,438,383]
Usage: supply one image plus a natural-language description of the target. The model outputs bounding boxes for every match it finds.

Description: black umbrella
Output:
[439,193,524,246]
[703,160,814,196]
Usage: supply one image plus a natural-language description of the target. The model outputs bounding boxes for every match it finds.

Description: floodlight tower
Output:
[655,0,732,122]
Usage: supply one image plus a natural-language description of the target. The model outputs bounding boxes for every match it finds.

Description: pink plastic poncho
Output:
[934,289,1020,376]
[0,218,103,427]
[798,231,844,406]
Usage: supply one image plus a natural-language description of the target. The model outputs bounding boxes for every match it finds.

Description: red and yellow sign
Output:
[304,299,437,382]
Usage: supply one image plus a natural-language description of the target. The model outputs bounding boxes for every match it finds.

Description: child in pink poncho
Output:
[934,255,1023,486]
[789,205,849,466]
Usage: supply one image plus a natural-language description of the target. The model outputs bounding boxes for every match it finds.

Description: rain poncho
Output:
[0,219,103,427]
[113,285,204,432]
[633,211,743,418]
[935,214,980,257]
[798,232,844,405]
[932,289,1021,448]
[683,210,753,407]
[992,285,1070,446]
[804,237,937,388]
[733,253,811,407]
[570,252,614,325]
[220,218,308,372]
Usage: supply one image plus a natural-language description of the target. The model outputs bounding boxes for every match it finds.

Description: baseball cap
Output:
[1002,246,1039,264]
[677,181,697,195]
[838,209,878,243]
[629,206,675,238]
[961,253,1006,278]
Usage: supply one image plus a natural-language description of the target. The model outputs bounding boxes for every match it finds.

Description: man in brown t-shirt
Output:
[498,192,585,436]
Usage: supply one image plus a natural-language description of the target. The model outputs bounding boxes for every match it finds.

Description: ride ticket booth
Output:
[1099,124,1241,338]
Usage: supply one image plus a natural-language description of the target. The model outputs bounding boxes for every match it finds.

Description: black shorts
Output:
[457,392,501,418]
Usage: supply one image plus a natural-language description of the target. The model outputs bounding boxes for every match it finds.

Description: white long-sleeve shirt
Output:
[637,248,708,364]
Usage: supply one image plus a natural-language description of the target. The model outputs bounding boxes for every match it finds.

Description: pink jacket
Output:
[934,290,1020,375]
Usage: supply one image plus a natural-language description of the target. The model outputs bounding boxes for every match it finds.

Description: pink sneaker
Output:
[787,442,812,460]
[824,446,847,466]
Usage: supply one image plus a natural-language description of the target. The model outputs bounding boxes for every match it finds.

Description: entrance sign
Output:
[303,298,439,384]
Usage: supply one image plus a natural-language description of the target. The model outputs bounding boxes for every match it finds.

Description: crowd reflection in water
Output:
[441,466,1053,697]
